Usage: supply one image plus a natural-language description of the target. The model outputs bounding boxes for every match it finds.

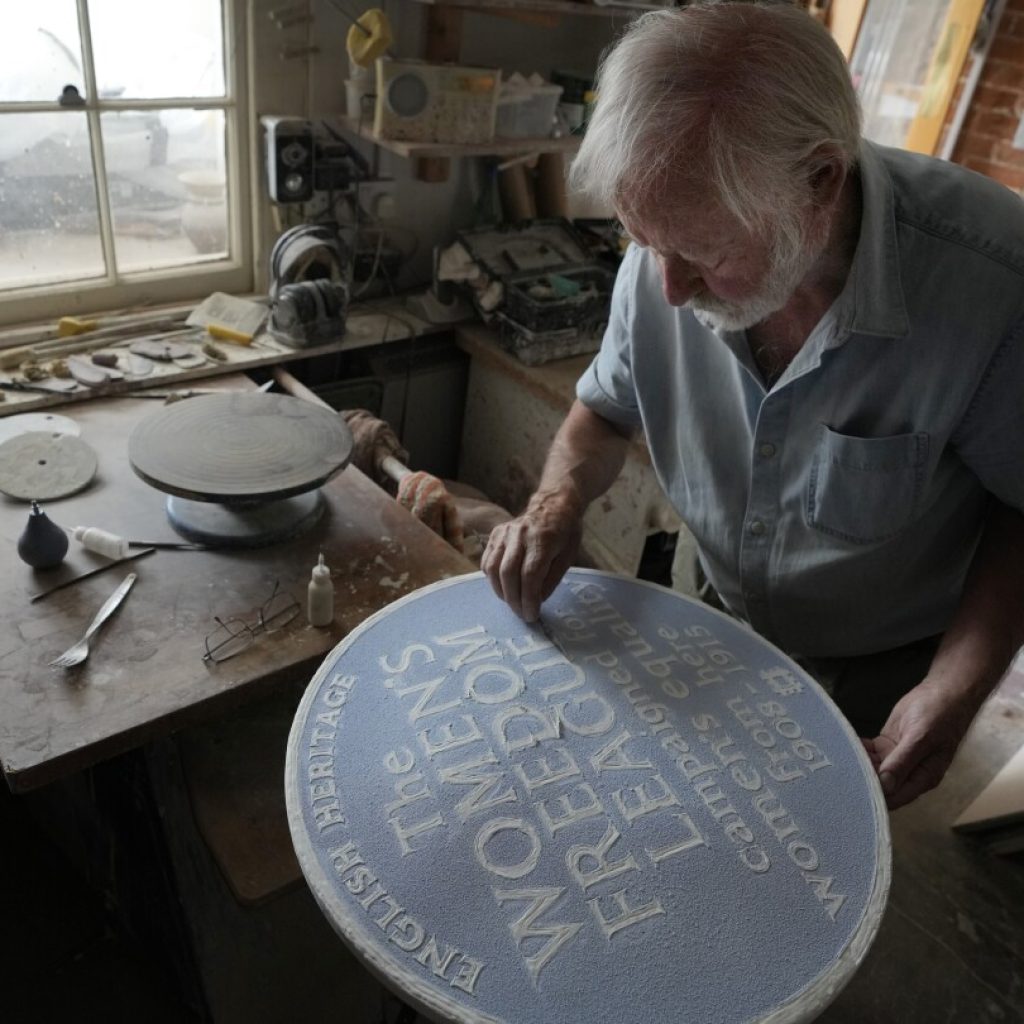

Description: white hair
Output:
[570,2,862,232]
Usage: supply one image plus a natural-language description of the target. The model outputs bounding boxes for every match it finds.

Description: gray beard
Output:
[689,220,828,333]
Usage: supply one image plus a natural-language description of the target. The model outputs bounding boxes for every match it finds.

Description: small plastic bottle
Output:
[73,525,129,560]
[307,552,334,627]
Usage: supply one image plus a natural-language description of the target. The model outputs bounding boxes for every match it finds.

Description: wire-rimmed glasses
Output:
[202,581,301,663]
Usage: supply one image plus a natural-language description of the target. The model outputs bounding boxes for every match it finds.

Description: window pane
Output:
[0,112,105,291]
[851,0,953,149]
[90,0,225,100]
[0,1,85,103]
[102,109,229,273]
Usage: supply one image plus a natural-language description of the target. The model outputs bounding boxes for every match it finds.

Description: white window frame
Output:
[0,0,254,330]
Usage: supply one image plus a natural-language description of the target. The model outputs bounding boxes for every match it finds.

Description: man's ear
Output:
[807,146,847,211]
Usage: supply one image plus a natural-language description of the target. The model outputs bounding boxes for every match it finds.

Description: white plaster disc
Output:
[0,431,97,501]
[286,570,891,1024]
[0,412,81,444]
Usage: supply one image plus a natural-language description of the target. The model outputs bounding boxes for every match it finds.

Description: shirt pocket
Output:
[806,426,929,544]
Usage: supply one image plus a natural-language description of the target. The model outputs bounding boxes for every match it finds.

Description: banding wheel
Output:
[128,392,353,548]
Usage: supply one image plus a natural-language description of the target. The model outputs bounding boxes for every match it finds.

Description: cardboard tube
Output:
[534,153,568,218]
[498,164,537,221]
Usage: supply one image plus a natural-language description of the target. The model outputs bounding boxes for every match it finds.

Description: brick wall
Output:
[950,0,1024,194]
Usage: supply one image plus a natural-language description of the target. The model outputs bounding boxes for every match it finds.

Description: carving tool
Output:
[29,547,156,603]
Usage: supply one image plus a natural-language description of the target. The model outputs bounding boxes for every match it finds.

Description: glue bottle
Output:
[307,552,334,627]
[72,525,129,560]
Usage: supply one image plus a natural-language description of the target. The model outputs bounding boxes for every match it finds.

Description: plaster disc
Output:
[128,392,354,503]
[286,570,890,1024]
[0,431,97,501]
[0,412,81,444]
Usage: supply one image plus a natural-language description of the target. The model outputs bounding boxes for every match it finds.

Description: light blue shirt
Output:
[577,142,1024,658]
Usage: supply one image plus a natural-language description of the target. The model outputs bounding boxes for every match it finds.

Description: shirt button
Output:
[749,520,766,536]
[759,443,777,458]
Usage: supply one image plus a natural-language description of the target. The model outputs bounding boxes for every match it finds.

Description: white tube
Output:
[72,526,130,560]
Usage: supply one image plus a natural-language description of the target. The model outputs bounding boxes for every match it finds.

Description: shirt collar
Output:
[838,140,910,340]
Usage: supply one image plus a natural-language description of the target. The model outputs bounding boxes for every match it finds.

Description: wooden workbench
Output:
[0,374,473,793]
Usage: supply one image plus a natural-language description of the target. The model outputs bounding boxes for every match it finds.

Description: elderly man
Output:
[481,2,1024,811]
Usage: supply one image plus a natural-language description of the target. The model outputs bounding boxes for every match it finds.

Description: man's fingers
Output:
[884,752,949,809]
[481,526,512,602]
[497,525,529,618]
[520,547,556,622]
[481,507,578,621]
[860,738,882,769]
[540,546,575,605]
[874,725,952,809]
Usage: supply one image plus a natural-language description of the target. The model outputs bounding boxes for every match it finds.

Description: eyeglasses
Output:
[202,580,301,663]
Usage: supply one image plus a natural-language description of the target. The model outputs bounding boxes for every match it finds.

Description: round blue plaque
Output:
[286,570,890,1024]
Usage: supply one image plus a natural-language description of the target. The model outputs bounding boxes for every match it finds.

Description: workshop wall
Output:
[256,0,619,289]
[252,0,1024,293]
[950,0,1024,194]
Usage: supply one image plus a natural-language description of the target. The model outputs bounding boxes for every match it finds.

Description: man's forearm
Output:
[531,399,633,517]
[869,501,1024,808]
[928,500,1024,704]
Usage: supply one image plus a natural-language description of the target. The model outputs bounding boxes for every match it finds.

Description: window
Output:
[850,0,984,155]
[0,0,252,327]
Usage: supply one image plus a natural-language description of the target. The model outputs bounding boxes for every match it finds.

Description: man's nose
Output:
[660,254,702,306]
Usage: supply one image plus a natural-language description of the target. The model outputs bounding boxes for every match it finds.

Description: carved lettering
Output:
[419,716,484,760]
[389,914,426,951]
[565,823,639,891]
[438,752,518,822]
[450,955,485,995]
[475,817,542,880]
[805,874,848,921]
[380,642,435,675]
[515,746,582,793]
[590,729,654,775]
[396,674,462,723]
[647,812,707,864]
[554,691,616,737]
[613,773,681,823]
[465,663,525,705]
[493,705,560,755]
[536,783,605,835]
[390,810,446,856]
[435,625,501,669]
[588,888,664,939]
[415,937,459,977]
[323,672,356,707]
[495,888,584,983]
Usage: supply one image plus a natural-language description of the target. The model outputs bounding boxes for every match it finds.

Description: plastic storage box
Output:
[495,84,563,138]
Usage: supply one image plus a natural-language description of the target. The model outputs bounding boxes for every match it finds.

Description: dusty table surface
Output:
[0,375,473,792]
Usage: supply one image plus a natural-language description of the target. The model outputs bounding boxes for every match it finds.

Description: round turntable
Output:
[128,391,354,547]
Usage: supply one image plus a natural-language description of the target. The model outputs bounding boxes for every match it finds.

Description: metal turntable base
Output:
[166,492,325,547]
[129,391,353,547]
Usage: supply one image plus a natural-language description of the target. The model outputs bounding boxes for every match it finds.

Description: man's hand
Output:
[863,677,984,810]
[481,491,582,622]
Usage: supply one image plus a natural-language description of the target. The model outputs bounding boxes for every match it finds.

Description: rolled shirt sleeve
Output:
[577,244,645,430]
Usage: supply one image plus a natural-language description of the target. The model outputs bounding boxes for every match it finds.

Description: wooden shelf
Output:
[340,115,581,159]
